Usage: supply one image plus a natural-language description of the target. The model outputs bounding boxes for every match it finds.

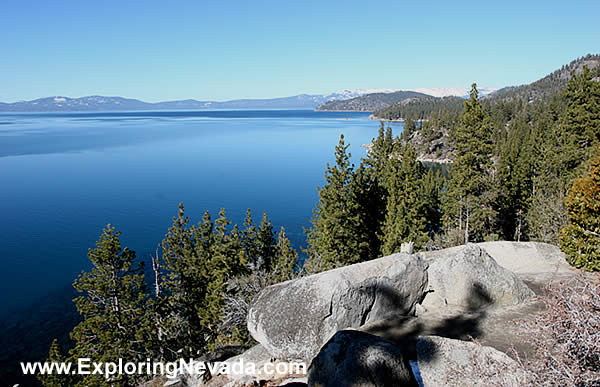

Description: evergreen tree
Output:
[359,124,397,257]
[202,209,247,341]
[367,123,395,182]
[526,97,570,243]
[350,162,384,261]
[401,116,417,141]
[69,225,151,386]
[306,135,363,271]
[241,208,260,270]
[421,168,444,237]
[256,211,276,272]
[157,204,208,358]
[496,114,534,241]
[559,155,600,271]
[272,226,299,282]
[561,66,600,167]
[38,339,71,387]
[444,84,496,243]
[380,143,429,254]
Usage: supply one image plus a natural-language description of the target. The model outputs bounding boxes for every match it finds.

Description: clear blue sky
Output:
[1,0,598,102]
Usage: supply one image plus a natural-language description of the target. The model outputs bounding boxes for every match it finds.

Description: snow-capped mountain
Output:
[323,89,404,100]
[408,87,498,98]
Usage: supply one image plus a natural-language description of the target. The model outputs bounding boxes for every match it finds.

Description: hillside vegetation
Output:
[368,55,600,250]
[316,90,429,111]
[488,54,600,102]
[374,96,465,121]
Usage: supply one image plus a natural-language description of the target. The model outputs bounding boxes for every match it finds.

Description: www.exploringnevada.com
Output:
[21,357,307,380]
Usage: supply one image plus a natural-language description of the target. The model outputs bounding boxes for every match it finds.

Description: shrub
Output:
[560,156,600,271]
[520,274,600,385]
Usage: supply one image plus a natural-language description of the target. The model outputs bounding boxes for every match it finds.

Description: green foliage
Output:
[496,114,534,240]
[492,54,600,103]
[156,204,209,358]
[53,201,300,383]
[444,84,496,243]
[380,143,430,254]
[561,65,600,167]
[402,117,417,140]
[307,124,445,265]
[306,134,367,271]
[69,225,152,386]
[559,156,600,271]
[38,339,71,387]
[317,90,430,112]
[242,209,276,272]
[375,96,465,121]
[256,211,276,271]
[272,227,299,282]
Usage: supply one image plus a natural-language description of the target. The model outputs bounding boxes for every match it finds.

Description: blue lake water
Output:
[0,110,402,316]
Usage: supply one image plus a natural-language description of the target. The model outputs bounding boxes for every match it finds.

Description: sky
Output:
[1,0,598,102]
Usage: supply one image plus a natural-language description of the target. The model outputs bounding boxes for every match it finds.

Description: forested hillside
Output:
[306,57,600,270]
[374,96,464,121]
[489,54,600,102]
[316,90,429,111]
[356,55,600,250]
[372,54,600,122]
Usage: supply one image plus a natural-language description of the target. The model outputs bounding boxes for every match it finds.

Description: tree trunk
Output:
[465,196,470,244]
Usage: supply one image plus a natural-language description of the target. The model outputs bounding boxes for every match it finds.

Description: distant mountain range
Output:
[0,94,334,112]
[0,87,498,113]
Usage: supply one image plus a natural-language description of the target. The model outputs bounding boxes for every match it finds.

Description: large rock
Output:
[308,330,417,387]
[416,335,530,386]
[421,244,535,310]
[248,253,428,362]
[422,242,574,282]
[476,241,573,277]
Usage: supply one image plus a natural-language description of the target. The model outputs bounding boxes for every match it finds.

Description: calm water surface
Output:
[0,110,402,315]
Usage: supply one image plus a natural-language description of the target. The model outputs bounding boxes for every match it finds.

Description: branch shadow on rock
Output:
[361,280,493,364]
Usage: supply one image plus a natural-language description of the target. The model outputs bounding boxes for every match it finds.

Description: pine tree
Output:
[367,123,395,182]
[444,84,496,243]
[38,339,71,387]
[380,143,430,254]
[351,162,384,261]
[561,66,600,167]
[241,208,260,270]
[496,114,534,241]
[527,67,600,243]
[256,211,276,272]
[306,134,363,271]
[526,97,570,243]
[559,155,600,271]
[402,117,417,141]
[272,226,299,282]
[358,124,397,257]
[69,225,151,386]
[158,204,208,358]
[421,168,444,237]
[202,209,247,340]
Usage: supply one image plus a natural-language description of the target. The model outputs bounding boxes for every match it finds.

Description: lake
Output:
[0,110,403,316]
